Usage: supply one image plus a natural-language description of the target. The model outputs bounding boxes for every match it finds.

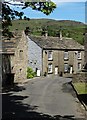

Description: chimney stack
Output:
[60,31,62,40]
[45,31,48,39]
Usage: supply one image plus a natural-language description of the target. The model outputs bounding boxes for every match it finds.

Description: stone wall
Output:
[11,31,28,83]
[43,50,48,75]
[27,37,42,75]
[72,72,87,83]
[84,33,87,69]
[43,49,84,77]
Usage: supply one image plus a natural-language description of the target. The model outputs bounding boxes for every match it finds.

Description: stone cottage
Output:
[1,30,85,84]
[1,31,28,84]
[27,34,84,77]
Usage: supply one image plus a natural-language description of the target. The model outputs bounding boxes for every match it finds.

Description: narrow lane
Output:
[3,76,86,119]
[21,76,84,118]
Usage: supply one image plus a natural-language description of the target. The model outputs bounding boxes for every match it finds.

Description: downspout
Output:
[42,48,43,76]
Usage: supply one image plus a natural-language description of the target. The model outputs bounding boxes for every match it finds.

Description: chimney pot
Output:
[45,31,48,39]
[60,31,62,40]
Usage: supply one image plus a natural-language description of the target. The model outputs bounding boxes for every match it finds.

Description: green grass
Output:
[73,82,87,94]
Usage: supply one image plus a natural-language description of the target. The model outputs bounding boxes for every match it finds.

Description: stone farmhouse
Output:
[1,31,28,85]
[28,34,84,77]
[1,30,84,84]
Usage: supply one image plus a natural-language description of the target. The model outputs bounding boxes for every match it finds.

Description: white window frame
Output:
[64,63,69,72]
[64,51,68,60]
[77,51,81,59]
[48,51,53,60]
[78,63,81,70]
[48,63,52,73]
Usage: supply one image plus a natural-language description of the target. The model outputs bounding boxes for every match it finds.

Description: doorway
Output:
[55,67,58,75]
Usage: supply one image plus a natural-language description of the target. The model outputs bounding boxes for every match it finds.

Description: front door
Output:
[55,67,58,75]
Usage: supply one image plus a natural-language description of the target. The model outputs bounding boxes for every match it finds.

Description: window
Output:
[64,63,69,72]
[48,63,52,73]
[78,51,81,59]
[64,51,68,60]
[19,50,23,59]
[48,51,53,60]
[78,63,81,70]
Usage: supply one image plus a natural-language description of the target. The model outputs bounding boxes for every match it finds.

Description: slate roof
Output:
[29,35,84,50]
[0,31,22,54]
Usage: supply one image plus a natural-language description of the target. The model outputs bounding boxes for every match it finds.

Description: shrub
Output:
[27,67,36,79]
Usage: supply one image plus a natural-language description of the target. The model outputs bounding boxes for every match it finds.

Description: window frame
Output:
[48,51,53,61]
[64,51,69,60]
[77,51,81,60]
[48,63,53,73]
[19,50,23,59]
[78,63,81,70]
[64,63,69,72]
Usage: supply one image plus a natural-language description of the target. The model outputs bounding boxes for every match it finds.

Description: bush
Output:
[27,67,36,79]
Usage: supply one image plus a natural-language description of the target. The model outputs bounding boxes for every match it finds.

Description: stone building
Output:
[1,31,28,84]
[28,34,84,77]
[1,30,85,85]
[84,33,87,69]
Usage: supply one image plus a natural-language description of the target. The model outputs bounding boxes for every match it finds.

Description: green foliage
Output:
[2,3,24,37]
[27,67,36,79]
[23,2,56,15]
[2,1,56,37]
[10,19,86,45]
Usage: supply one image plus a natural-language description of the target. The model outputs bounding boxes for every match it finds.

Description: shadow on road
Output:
[62,82,87,112]
[62,82,77,98]
[78,94,87,106]
[2,83,26,93]
[2,84,86,120]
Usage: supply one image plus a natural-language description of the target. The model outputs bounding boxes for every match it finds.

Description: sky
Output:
[5,0,86,23]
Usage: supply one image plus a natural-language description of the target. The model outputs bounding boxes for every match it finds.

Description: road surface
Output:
[2,76,86,120]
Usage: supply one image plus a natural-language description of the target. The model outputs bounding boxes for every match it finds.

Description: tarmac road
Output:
[2,76,86,120]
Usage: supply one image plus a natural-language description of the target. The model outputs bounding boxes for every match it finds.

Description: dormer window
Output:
[48,51,53,60]
[64,51,68,60]
[77,51,81,59]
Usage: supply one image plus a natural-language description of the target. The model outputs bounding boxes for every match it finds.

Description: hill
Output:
[10,19,86,45]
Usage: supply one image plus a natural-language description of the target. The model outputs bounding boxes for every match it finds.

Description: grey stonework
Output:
[27,37,42,75]
[2,31,85,84]
[28,35,84,77]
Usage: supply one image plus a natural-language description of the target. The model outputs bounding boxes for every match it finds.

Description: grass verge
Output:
[73,82,87,94]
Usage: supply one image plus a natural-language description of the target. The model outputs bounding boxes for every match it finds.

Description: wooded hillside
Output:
[10,19,86,45]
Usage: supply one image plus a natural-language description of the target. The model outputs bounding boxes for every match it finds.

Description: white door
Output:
[37,70,40,76]
[55,67,58,75]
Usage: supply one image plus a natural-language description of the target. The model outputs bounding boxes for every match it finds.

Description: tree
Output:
[1,1,56,37]
[18,12,24,20]
[24,16,27,20]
